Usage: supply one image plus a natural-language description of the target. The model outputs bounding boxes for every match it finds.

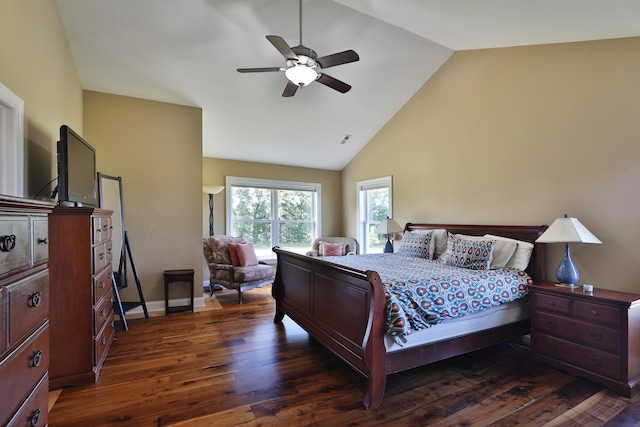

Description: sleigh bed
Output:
[271,222,548,409]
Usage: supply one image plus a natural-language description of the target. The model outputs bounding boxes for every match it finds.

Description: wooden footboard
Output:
[272,223,547,409]
[271,248,388,409]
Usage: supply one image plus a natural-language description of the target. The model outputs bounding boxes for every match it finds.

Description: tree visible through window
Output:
[357,176,392,254]
[227,177,320,257]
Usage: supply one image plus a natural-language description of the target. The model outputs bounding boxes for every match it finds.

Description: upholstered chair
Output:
[203,235,275,304]
[305,237,359,257]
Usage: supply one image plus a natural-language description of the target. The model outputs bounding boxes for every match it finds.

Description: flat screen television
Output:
[56,125,98,207]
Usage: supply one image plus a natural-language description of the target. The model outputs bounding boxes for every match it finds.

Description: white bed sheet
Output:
[384,298,530,352]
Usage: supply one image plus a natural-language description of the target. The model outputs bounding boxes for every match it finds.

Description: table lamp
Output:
[536,214,601,288]
[376,217,403,253]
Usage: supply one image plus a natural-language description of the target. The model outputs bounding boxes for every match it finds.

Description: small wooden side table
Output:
[164,269,194,314]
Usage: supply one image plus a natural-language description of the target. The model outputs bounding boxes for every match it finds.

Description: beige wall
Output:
[84,91,203,302]
[0,0,83,196]
[343,37,640,293]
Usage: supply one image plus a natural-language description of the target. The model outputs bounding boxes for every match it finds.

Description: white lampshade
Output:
[375,218,403,235]
[203,185,224,195]
[285,65,318,87]
[536,215,602,244]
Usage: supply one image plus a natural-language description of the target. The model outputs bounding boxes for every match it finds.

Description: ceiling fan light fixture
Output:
[285,64,318,87]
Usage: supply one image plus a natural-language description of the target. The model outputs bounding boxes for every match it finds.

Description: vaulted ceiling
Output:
[55,0,640,170]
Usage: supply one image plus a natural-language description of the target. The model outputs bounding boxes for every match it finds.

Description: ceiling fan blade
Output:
[317,73,352,93]
[316,50,359,69]
[266,35,298,60]
[282,81,299,97]
[237,67,282,73]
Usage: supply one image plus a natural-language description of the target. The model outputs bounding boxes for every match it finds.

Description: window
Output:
[357,176,392,254]
[226,176,321,258]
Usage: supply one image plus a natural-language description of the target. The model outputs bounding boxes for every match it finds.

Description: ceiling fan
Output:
[237,0,360,97]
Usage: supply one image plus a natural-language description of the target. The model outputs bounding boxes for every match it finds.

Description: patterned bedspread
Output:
[322,253,532,338]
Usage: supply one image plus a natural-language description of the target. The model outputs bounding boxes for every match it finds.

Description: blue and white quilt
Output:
[322,253,531,338]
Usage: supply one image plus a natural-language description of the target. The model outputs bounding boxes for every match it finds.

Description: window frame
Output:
[225,176,322,257]
[356,176,393,254]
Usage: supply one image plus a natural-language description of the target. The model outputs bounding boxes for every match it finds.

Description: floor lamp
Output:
[203,185,224,236]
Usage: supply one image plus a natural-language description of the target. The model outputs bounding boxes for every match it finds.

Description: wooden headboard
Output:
[404,222,548,282]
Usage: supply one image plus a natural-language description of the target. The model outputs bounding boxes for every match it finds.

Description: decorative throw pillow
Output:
[444,233,494,270]
[397,231,433,259]
[228,242,243,266]
[453,234,517,269]
[320,242,343,256]
[236,242,259,266]
[406,230,436,259]
[484,234,534,271]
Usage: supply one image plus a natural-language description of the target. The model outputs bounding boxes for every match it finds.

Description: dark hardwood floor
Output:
[48,286,640,426]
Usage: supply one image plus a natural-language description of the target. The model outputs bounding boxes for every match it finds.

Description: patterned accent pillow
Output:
[444,233,494,270]
[321,242,343,256]
[397,231,433,259]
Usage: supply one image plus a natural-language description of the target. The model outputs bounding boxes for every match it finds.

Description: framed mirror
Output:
[98,172,127,288]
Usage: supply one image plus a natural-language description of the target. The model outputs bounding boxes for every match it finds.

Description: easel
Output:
[98,173,148,331]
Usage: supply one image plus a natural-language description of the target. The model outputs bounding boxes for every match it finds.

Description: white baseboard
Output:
[115,296,206,319]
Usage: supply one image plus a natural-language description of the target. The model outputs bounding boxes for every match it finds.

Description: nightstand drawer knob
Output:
[30,408,41,426]
[549,301,556,307]
[591,310,599,316]
[589,355,602,366]
[546,342,557,352]
[589,331,602,341]
[545,320,557,329]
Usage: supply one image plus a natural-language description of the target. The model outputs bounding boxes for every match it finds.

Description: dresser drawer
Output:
[534,333,620,380]
[574,300,621,327]
[0,322,49,427]
[533,312,620,354]
[0,216,30,277]
[6,270,49,348]
[94,288,114,334]
[92,215,111,244]
[0,289,4,355]
[6,372,49,427]
[95,311,114,366]
[32,218,49,266]
[532,292,571,315]
[93,268,113,305]
[93,241,109,273]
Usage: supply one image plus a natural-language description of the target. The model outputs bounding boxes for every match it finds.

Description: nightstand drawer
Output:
[532,292,571,315]
[534,333,620,380]
[574,300,621,327]
[533,312,620,354]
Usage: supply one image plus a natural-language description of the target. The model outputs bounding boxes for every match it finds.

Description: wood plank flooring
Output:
[48,286,640,426]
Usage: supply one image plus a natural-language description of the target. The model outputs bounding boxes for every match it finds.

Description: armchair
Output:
[306,236,359,257]
[203,235,275,304]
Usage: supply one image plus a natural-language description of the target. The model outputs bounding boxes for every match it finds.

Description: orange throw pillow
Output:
[228,242,242,266]
[236,242,259,266]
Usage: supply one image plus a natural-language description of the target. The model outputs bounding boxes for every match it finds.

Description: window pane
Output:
[368,222,385,253]
[278,222,312,254]
[232,221,271,250]
[232,187,271,220]
[367,188,389,221]
[278,190,312,220]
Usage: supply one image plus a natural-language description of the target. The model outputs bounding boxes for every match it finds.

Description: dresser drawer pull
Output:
[103,225,109,231]
[545,320,557,329]
[31,350,43,367]
[548,301,556,307]
[0,234,16,252]
[101,308,106,318]
[37,237,48,245]
[591,310,599,316]
[545,342,557,352]
[101,337,107,345]
[29,291,42,307]
[99,280,106,289]
[99,252,105,260]
[110,296,114,304]
[30,408,41,426]
[108,247,113,254]
[589,355,602,366]
[589,331,602,341]
[111,320,115,328]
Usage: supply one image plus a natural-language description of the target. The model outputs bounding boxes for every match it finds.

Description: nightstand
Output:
[529,281,640,397]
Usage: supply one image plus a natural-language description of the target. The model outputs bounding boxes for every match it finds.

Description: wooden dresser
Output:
[0,195,53,427]
[530,281,640,397]
[48,206,115,389]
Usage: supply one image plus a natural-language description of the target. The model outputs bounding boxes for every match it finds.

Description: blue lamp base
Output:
[555,243,580,288]
[383,237,394,253]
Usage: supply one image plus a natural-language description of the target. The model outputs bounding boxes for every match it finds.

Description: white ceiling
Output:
[54,0,640,170]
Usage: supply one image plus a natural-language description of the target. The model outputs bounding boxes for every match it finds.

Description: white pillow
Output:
[484,234,534,271]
